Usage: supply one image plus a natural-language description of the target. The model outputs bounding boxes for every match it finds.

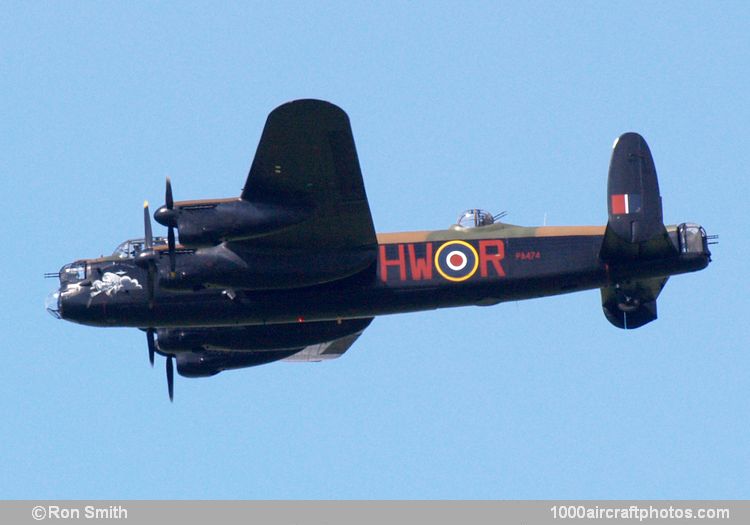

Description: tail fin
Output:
[600,133,676,261]
[599,133,677,329]
[601,277,667,329]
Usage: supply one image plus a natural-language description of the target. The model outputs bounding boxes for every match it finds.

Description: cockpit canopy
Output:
[112,237,168,259]
[456,209,500,228]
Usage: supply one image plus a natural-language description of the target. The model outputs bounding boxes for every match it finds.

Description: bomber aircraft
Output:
[45,99,713,400]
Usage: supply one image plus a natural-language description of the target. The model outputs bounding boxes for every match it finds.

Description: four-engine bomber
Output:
[45,100,712,400]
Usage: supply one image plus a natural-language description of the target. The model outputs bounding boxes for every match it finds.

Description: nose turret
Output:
[45,258,152,327]
[45,289,61,319]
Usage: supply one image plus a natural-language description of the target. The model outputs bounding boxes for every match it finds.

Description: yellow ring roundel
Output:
[434,240,479,282]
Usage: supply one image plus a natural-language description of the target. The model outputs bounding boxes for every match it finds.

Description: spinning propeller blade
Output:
[166,355,174,402]
[141,201,156,308]
[144,194,175,401]
[143,201,153,249]
[147,328,155,367]
[165,176,174,209]
[165,178,176,275]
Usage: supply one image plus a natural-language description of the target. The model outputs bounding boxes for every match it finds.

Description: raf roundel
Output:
[434,240,479,282]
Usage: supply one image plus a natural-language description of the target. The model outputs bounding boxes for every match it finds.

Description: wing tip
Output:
[270,99,348,121]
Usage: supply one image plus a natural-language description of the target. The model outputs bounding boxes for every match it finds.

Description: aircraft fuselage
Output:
[50,224,709,329]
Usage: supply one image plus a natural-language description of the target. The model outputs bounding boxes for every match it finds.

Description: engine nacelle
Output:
[157,318,373,352]
[176,349,300,378]
[154,199,310,247]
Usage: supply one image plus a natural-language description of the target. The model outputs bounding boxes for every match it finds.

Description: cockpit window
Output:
[456,209,497,228]
[112,237,167,258]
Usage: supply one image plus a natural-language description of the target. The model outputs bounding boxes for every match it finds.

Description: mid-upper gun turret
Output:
[454,209,508,229]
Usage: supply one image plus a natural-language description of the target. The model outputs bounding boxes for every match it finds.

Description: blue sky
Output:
[1,1,748,498]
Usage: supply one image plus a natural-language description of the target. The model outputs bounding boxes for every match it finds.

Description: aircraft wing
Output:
[282,329,367,362]
[238,99,377,252]
[175,319,372,376]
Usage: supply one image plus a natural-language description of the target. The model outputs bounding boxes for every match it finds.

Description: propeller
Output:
[140,196,176,400]
[146,328,175,401]
[147,328,156,367]
[153,177,178,276]
[166,354,174,402]
[135,201,158,308]
[164,178,177,276]
[144,200,153,248]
